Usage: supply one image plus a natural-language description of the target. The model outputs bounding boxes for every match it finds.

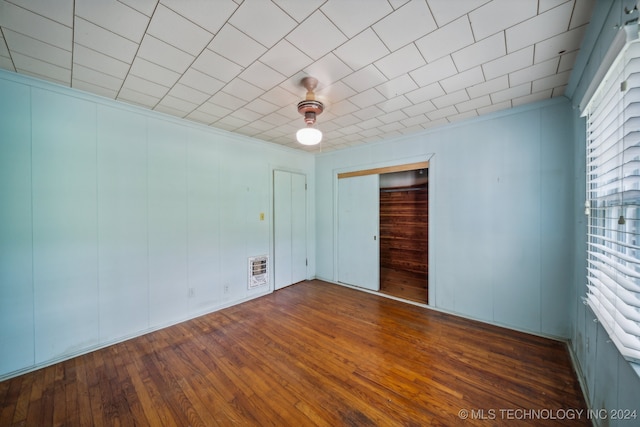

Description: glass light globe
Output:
[296,127,322,145]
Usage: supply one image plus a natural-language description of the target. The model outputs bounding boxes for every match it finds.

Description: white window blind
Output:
[584,31,640,363]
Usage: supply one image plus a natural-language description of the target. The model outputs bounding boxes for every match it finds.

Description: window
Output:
[584,28,640,363]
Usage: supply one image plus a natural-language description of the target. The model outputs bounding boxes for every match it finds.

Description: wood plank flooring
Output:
[0,280,589,426]
[380,266,428,303]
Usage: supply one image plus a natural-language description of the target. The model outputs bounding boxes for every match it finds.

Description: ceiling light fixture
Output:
[296,77,324,145]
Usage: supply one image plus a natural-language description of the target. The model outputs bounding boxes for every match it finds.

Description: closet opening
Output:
[379,168,428,304]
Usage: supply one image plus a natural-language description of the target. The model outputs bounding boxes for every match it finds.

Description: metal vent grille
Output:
[248,256,268,289]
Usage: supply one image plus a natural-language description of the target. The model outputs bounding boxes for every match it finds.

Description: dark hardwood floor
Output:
[0,280,589,426]
[380,266,428,303]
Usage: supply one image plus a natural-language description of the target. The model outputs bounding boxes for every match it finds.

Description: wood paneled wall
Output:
[379,185,428,274]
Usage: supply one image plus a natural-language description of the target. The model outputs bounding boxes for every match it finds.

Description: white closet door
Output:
[338,174,379,290]
[274,170,307,290]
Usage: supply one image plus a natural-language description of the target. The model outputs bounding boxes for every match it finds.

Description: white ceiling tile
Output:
[490,82,531,103]
[415,16,474,63]
[222,78,262,102]
[130,57,180,87]
[510,58,558,86]
[260,39,313,77]
[0,1,72,50]
[137,34,194,73]
[373,0,437,52]
[286,11,347,60]
[117,87,160,108]
[0,56,15,72]
[229,108,263,123]
[455,95,491,112]
[512,89,553,106]
[376,74,418,98]
[531,70,571,92]
[208,24,266,67]
[261,85,299,108]
[342,64,387,92]
[477,100,511,115]
[229,0,297,48]
[570,0,595,29]
[539,0,568,13]
[8,0,73,26]
[388,0,411,9]
[466,75,509,98]
[334,28,389,71]
[73,79,118,98]
[426,0,491,26]
[118,0,157,17]
[448,110,478,123]
[167,83,210,105]
[303,53,353,87]
[261,111,293,126]
[377,95,412,113]
[73,63,122,90]
[179,68,224,94]
[185,110,218,125]
[329,99,359,116]
[317,81,357,103]
[375,44,425,80]
[272,0,323,23]
[379,110,408,124]
[73,44,129,79]
[74,17,138,63]
[75,0,149,43]
[402,114,429,127]
[349,88,386,108]
[409,55,456,87]
[244,98,280,115]
[196,100,232,118]
[552,86,566,97]
[238,61,286,91]
[534,25,586,63]
[427,105,457,120]
[440,66,484,93]
[558,50,578,73]
[214,115,248,130]
[12,52,70,84]
[402,99,436,117]
[406,83,445,104]
[432,89,469,109]
[4,29,70,68]
[321,0,393,38]
[353,105,384,120]
[482,46,533,80]
[161,0,238,34]
[506,1,574,53]
[157,94,198,113]
[121,74,169,98]
[452,32,505,71]
[191,49,242,82]
[147,4,213,56]
[154,103,189,117]
[469,0,537,40]
[333,113,360,127]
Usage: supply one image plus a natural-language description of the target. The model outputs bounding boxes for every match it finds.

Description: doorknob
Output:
[374,235,377,240]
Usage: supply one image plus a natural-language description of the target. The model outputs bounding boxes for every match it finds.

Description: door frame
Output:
[332,156,434,304]
[272,168,308,291]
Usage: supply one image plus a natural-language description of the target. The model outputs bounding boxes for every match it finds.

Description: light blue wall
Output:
[316,96,574,339]
[566,0,640,424]
[0,70,315,379]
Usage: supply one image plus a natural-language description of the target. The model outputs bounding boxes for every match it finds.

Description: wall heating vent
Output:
[248,256,268,289]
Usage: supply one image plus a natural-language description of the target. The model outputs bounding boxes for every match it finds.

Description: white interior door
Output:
[338,174,379,290]
[274,170,306,290]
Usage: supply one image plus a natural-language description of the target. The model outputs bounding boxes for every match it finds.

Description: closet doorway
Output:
[379,168,428,304]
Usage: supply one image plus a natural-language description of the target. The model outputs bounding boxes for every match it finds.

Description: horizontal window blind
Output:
[584,33,640,363]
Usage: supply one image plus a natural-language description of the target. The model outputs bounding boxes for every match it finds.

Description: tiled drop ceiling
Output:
[0,0,595,152]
